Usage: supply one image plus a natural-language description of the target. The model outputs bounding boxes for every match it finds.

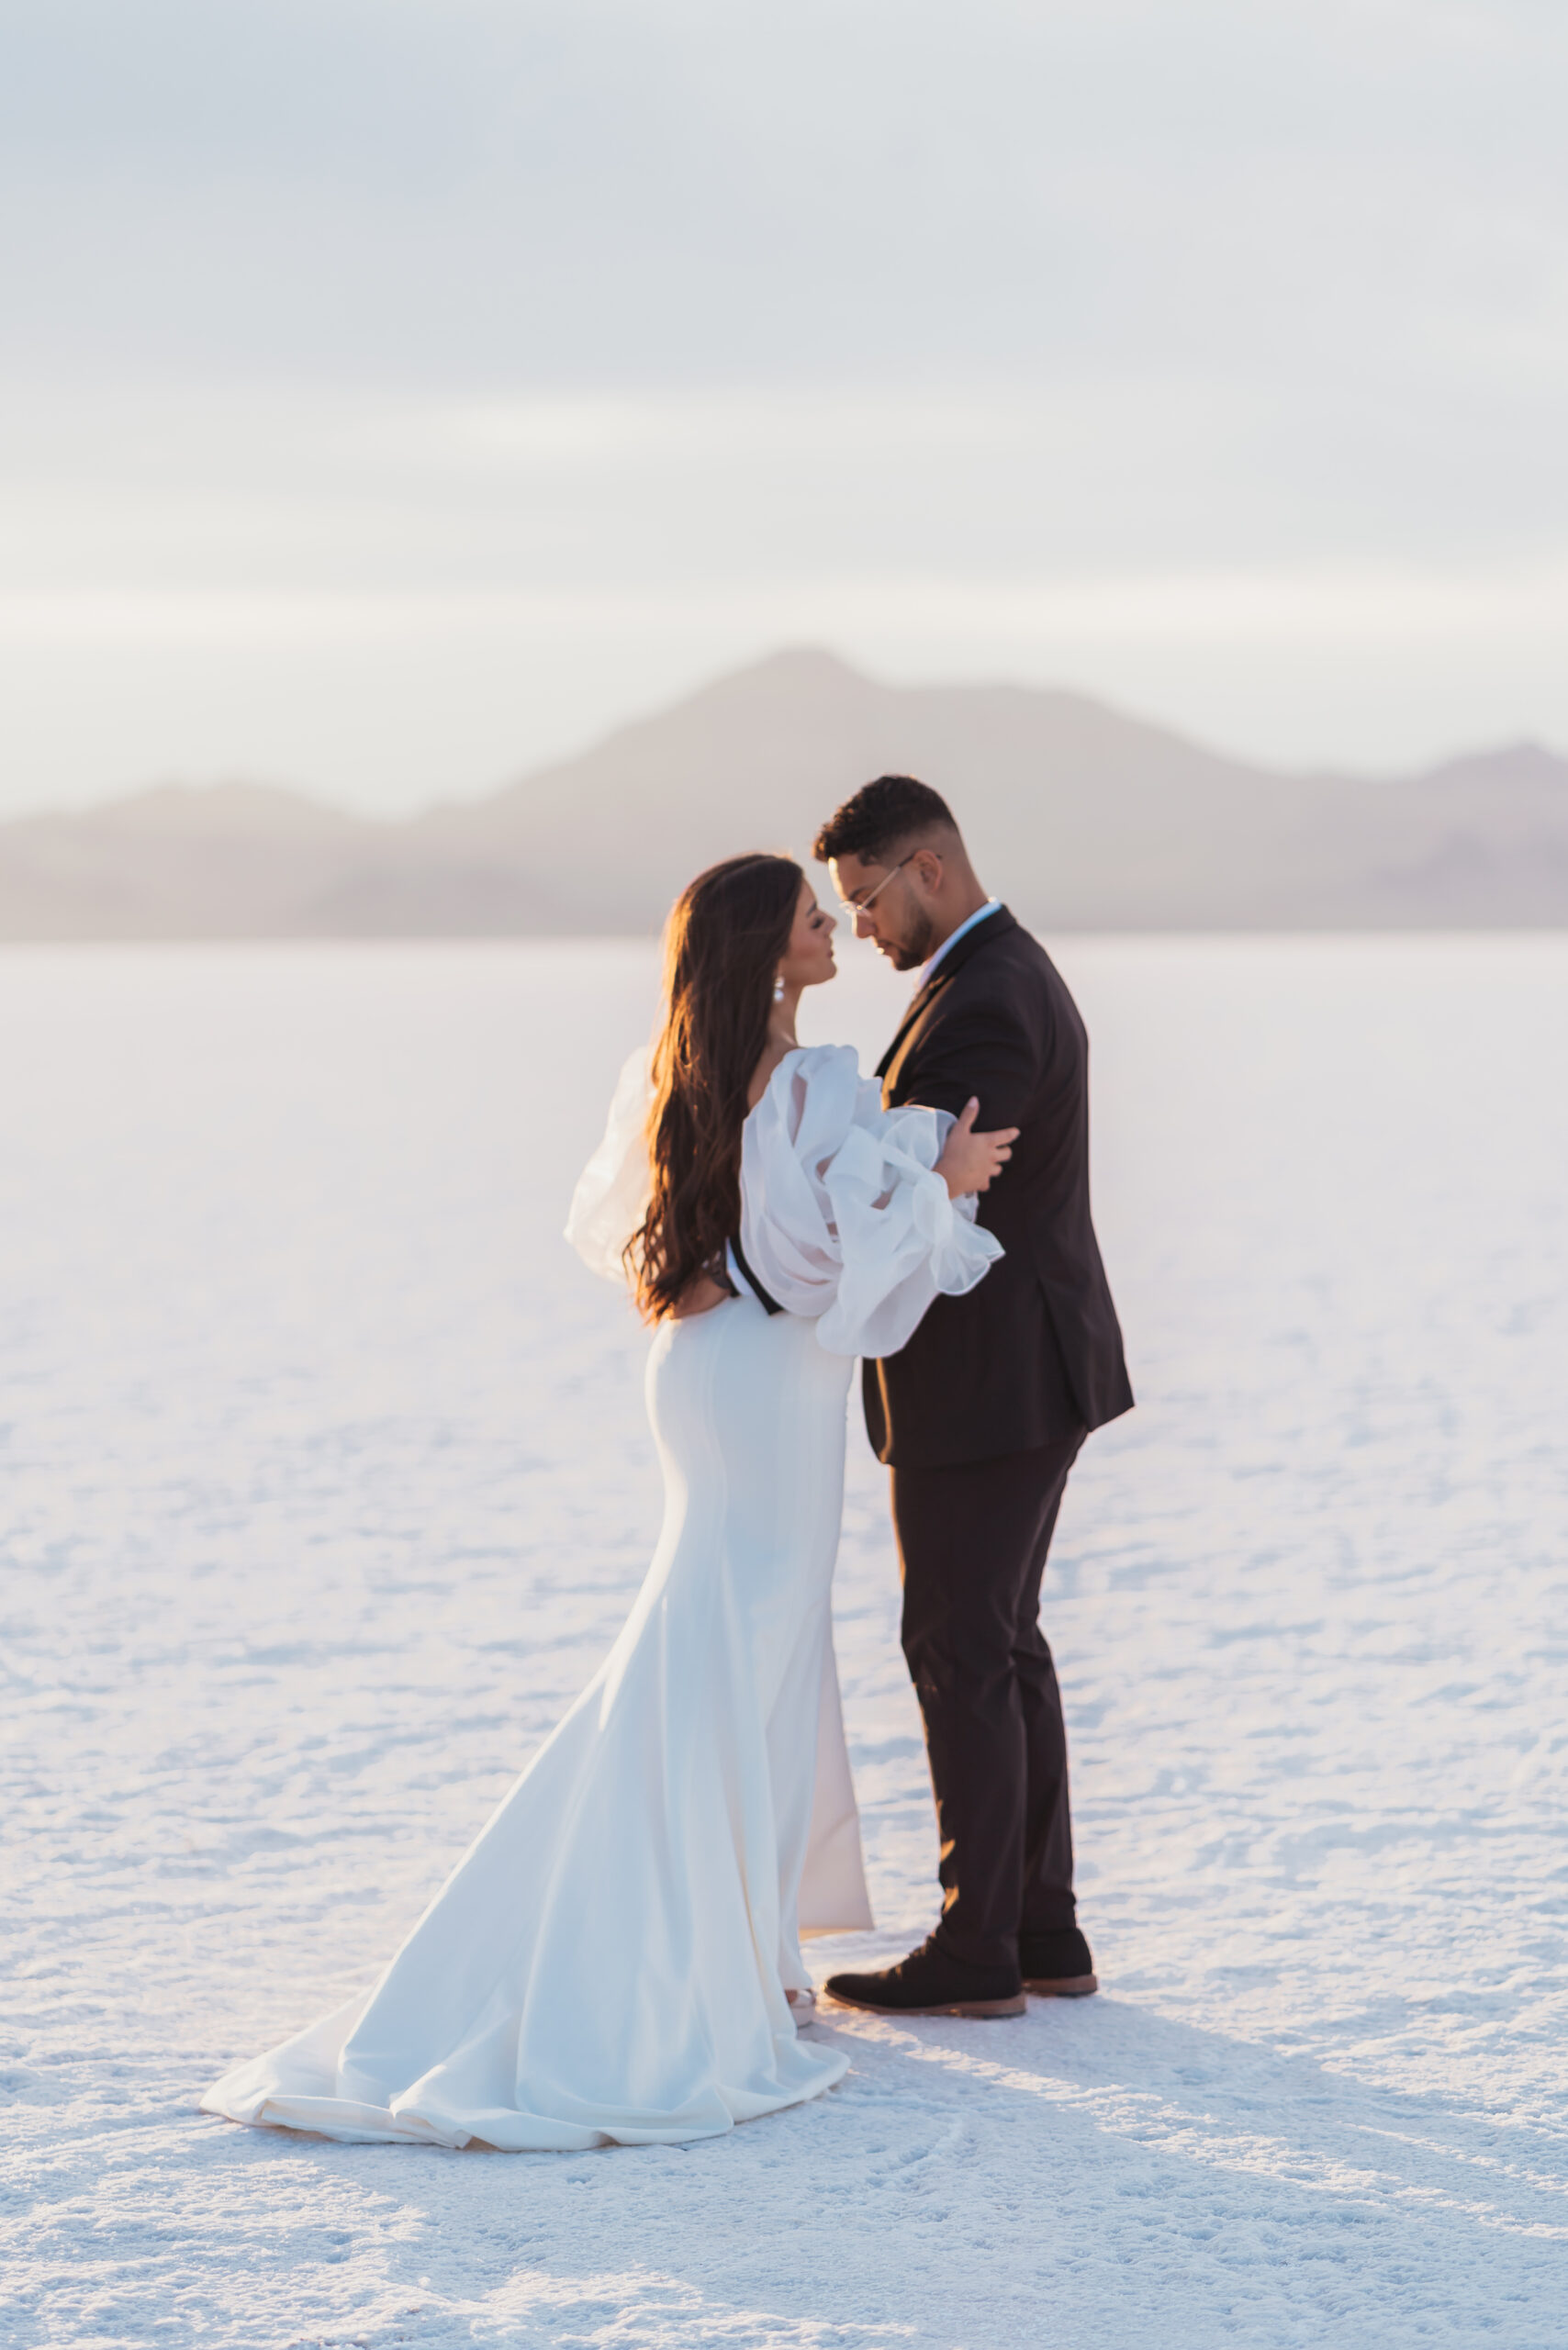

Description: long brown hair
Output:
[630,853,801,1321]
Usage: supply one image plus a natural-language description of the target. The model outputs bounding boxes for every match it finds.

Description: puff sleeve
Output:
[738,1046,1002,1358]
[564,1047,652,1283]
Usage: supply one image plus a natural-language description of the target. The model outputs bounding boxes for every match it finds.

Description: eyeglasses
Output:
[836,853,916,918]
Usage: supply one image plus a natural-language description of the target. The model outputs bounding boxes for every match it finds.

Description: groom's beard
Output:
[888,909,939,972]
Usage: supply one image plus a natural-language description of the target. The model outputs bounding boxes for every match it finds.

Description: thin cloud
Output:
[1,1,1565,808]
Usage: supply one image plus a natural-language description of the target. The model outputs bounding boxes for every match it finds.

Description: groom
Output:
[813,776,1133,2019]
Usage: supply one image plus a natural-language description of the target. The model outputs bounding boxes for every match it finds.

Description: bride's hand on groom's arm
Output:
[935,1097,1020,1199]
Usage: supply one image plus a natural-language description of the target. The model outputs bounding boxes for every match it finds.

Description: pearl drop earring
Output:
[773,972,786,1002]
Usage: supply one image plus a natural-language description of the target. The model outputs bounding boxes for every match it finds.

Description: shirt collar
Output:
[913,898,1002,993]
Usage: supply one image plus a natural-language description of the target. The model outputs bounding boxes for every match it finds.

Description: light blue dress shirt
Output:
[913,898,1002,994]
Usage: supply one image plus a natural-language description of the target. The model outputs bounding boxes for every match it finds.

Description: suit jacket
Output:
[867,904,1134,1469]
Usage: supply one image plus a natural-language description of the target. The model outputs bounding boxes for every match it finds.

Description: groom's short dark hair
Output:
[812,776,958,867]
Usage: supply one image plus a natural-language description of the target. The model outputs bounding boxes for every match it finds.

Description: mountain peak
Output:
[728,645,872,688]
[3,651,1565,934]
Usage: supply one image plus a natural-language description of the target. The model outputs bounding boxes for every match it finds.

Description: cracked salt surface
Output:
[2,935,1565,2347]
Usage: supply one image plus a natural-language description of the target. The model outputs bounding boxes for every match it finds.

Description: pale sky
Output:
[3,0,1566,814]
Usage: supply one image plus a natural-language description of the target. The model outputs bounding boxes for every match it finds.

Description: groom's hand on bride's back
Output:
[935,1097,1019,1199]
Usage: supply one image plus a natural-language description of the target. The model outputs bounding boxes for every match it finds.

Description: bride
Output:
[202,854,1014,2150]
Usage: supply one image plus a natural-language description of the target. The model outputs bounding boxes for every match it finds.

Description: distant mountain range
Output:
[4,648,1566,935]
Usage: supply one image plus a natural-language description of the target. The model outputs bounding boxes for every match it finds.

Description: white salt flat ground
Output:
[2,934,1565,2349]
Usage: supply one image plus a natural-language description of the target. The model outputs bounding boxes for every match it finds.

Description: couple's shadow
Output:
[269,1964,1567,2345]
[773,1957,1567,2335]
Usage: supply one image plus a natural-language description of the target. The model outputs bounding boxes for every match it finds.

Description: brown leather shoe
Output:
[823,1937,1025,2018]
[1019,1926,1098,1997]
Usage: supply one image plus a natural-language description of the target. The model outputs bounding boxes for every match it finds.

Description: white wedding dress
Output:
[201,1045,1001,2150]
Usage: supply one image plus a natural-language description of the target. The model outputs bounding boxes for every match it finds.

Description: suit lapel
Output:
[875,904,1015,1080]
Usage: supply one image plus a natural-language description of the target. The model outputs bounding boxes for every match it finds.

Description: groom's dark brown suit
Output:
[871,903,1133,1970]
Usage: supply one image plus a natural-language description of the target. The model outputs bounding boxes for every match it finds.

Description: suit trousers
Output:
[890,1430,1084,1971]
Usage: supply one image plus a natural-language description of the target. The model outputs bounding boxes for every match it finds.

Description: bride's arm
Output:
[734,1048,1004,1359]
[841,1100,1014,1212]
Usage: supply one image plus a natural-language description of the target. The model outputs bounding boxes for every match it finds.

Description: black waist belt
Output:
[729,1232,784,1316]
